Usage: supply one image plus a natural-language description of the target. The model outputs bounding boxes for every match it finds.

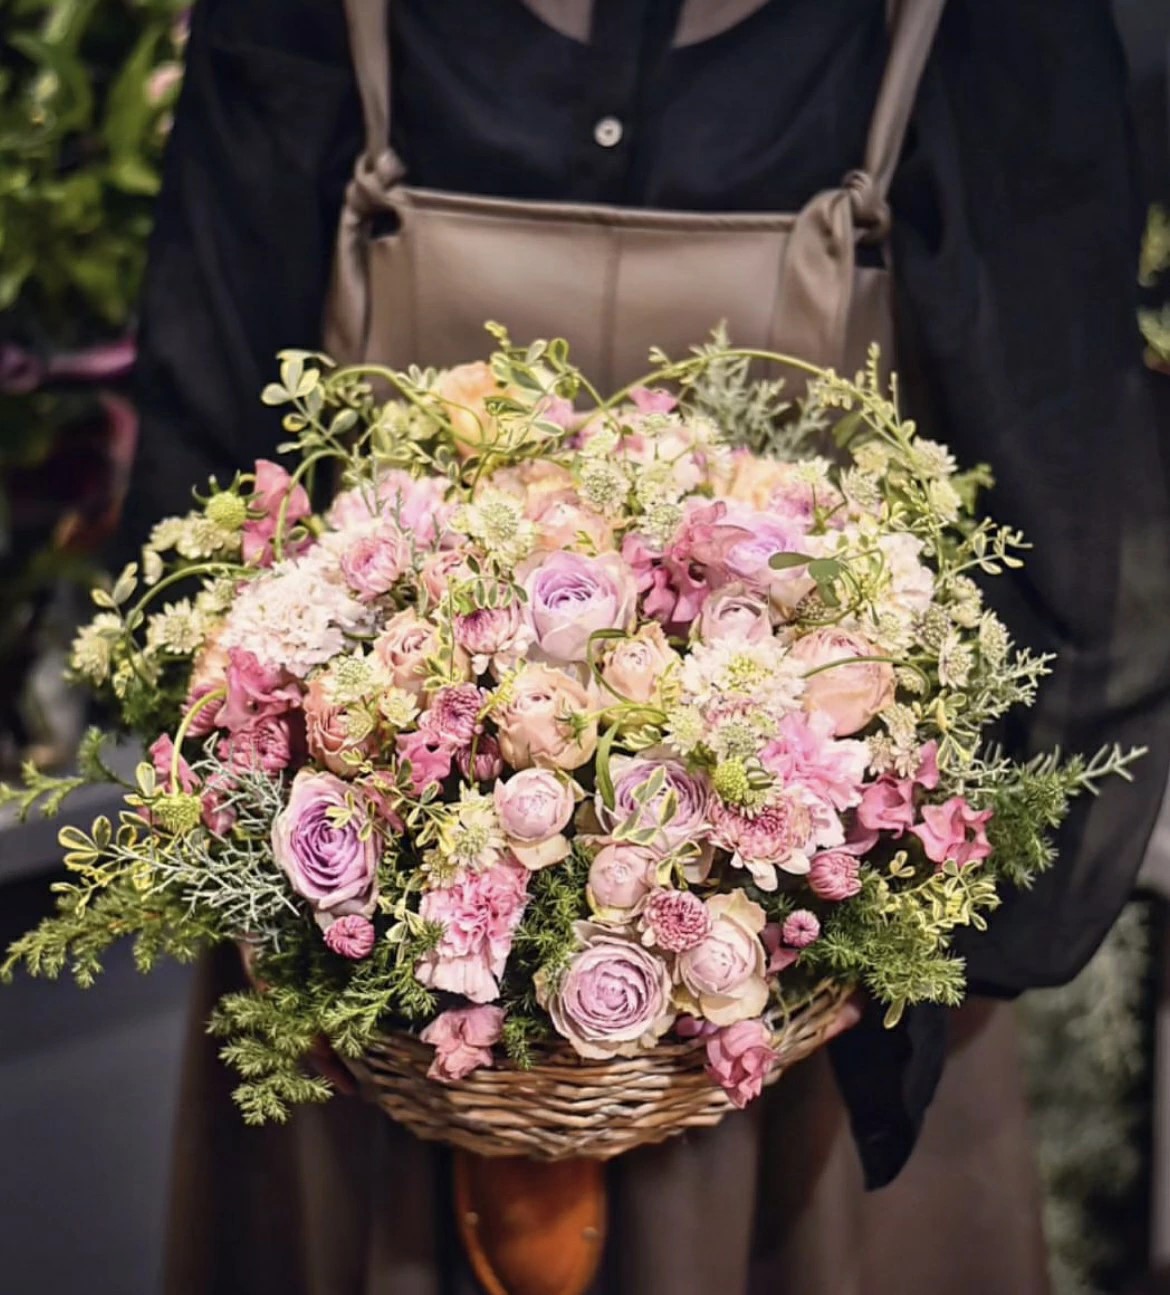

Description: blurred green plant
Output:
[0,0,187,770]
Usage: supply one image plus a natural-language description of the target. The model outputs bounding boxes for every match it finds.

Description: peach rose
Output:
[304,675,378,776]
[788,629,896,736]
[435,362,517,460]
[675,891,769,1026]
[495,664,598,771]
[600,624,679,706]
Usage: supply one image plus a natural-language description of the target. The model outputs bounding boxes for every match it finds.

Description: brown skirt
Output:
[164,945,1051,1295]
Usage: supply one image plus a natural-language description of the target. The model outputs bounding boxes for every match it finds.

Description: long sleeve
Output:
[127,0,362,540]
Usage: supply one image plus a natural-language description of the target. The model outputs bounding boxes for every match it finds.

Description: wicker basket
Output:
[344,980,852,1161]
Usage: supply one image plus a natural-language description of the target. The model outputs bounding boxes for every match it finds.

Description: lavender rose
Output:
[493,769,576,870]
[599,752,711,866]
[272,770,379,925]
[676,891,769,1026]
[537,922,675,1059]
[523,551,637,664]
[788,628,895,736]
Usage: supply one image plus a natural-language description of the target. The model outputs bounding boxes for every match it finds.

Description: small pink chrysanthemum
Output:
[324,914,376,960]
[781,910,821,949]
[420,684,484,751]
[641,889,712,953]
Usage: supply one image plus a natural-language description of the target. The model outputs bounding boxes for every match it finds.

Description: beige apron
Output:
[165,3,1052,1292]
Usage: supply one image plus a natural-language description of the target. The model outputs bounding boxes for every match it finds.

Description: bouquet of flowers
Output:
[1,329,1139,1158]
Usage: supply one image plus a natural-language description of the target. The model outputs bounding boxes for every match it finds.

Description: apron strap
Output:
[343,0,404,184]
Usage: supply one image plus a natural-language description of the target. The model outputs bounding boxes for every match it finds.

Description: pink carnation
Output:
[149,733,196,794]
[217,715,292,776]
[911,796,994,868]
[705,1019,778,1109]
[420,1005,505,1083]
[761,711,869,815]
[324,914,376,960]
[415,861,529,1003]
[807,851,862,901]
[182,683,224,738]
[242,459,311,567]
[640,889,712,953]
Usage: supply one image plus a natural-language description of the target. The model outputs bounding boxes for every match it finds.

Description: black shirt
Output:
[133,0,1170,1186]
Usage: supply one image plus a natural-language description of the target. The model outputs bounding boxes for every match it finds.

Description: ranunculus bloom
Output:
[807,851,862,901]
[303,675,377,776]
[586,843,658,922]
[415,860,529,1003]
[373,609,463,699]
[495,665,598,771]
[324,914,377,960]
[217,714,293,776]
[781,909,821,949]
[676,891,769,1026]
[523,551,638,665]
[219,647,301,733]
[912,796,994,868]
[420,1005,506,1082]
[695,583,773,645]
[640,888,712,953]
[599,752,712,867]
[538,922,675,1059]
[242,459,311,567]
[600,624,680,706]
[788,628,896,736]
[493,769,575,870]
[339,520,411,602]
[705,1019,778,1109]
[272,771,379,924]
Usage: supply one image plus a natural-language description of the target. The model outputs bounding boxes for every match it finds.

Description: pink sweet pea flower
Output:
[420,1005,506,1082]
[396,730,453,795]
[911,797,994,868]
[242,459,311,567]
[630,386,678,415]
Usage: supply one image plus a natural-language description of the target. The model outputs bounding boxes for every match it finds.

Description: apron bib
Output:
[325,0,945,390]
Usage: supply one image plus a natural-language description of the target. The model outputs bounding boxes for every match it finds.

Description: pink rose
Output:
[640,888,712,953]
[538,923,674,1059]
[807,851,862,901]
[695,584,773,645]
[788,629,896,736]
[415,860,529,1003]
[586,843,658,922]
[420,1005,505,1083]
[419,548,476,606]
[599,624,680,706]
[523,551,637,664]
[304,674,377,776]
[324,914,376,960]
[217,714,293,776]
[493,769,575,870]
[781,910,821,949]
[373,610,450,699]
[676,892,769,1026]
[339,520,411,602]
[272,771,379,923]
[912,796,993,868]
[242,459,311,567]
[711,511,817,613]
[705,1019,778,1109]
[396,730,453,794]
[219,648,301,733]
[495,665,598,771]
[435,361,514,459]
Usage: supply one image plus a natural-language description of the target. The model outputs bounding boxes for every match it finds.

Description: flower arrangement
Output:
[1,329,1140,1132]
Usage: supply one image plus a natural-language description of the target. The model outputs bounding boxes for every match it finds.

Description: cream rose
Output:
[788,628,896,736]
[600,623,679,706]
[675,891,769,1026]
[495,664,598,771]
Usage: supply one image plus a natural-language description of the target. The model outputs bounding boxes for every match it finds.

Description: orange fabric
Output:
[454,1152,606,1295]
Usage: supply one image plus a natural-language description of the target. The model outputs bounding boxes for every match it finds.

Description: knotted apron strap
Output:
[324,0,406,363]
[771,0,946,375]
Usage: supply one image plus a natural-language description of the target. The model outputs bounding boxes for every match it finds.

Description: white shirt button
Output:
[593,116,624,148]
